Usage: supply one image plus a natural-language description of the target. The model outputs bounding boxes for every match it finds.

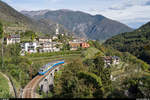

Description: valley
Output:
[0,0,150,99]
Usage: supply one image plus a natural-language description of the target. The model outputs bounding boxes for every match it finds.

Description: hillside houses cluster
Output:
[4,24,90,55]
[103,56,120,67]
[4,34,90,56]
[20,37,61,55]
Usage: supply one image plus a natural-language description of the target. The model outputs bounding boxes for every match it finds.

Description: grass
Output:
[0,72,10,98]
[29,54,80,60]
[21,38,31,42]
[143,71,150,76]
[31,55,80,62]
[82,47,102,59]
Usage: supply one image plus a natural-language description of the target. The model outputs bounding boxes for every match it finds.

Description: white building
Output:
[52,36,58,40]
[38,42,60,53]
[53,47,60,52]
[112,56,120,65]
[103,56,120,68]
[38,42,53,53]
[5,34,20,45]
[21,42,37,55]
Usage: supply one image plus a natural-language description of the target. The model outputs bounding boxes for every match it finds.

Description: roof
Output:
[104,56,113,60]
[40,60,64,70]
[112,56,120,59]
[8,34,20,38]
[36,37,51,39]
[69,41,82,44]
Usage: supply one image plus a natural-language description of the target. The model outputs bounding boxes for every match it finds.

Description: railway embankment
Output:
[0,72,14,97]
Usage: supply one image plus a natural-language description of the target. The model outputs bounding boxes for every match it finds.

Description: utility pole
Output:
[29,63,33,80]
[1,36,3,69]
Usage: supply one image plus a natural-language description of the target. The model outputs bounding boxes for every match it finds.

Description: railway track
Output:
[23,75,42,98]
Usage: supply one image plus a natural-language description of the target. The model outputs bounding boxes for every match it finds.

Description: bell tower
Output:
[56,24,59,35]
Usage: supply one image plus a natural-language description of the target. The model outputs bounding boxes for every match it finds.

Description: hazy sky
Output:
[2,0,150,29]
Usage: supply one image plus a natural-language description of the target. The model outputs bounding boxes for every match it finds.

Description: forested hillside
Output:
[0,1,69,35]
[104,22,150,64]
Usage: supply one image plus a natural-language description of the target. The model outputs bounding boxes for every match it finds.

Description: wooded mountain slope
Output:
[0,1,69,35]
[104,22,150,64]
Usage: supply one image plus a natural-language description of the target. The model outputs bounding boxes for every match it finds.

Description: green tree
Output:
[9,43,21,57]
[31,33,35,42]
[94,56,105,76]
[94,55,112,96]
[62,43,70,51]
[122,78,144,98]
[0,22,3,39]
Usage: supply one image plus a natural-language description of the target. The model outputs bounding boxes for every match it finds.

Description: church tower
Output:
[56,24,59,35]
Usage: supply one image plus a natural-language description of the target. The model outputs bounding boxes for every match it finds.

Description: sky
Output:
[2,0,150,29]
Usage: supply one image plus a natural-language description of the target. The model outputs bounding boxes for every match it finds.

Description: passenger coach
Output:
[38,60,64,75]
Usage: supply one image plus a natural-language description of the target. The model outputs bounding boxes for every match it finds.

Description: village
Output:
[4,32,120,67]
[4,24,90,56]
[3,24,121,67]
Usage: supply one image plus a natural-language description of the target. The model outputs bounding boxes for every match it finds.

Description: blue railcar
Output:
[38,60,64,75]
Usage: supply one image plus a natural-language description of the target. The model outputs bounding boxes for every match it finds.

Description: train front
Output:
[38,60,65,75]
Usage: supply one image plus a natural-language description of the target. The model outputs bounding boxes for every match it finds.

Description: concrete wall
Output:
[39,66,60,93]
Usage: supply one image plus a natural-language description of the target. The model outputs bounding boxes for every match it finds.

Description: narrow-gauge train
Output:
[38,60,65,75]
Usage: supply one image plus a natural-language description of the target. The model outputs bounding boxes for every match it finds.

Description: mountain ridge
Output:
[21,9,133,41]
[0,1,70,35]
